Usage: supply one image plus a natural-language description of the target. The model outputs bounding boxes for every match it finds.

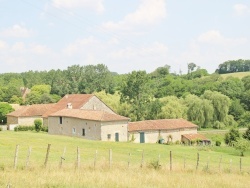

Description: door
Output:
[140,132,145,143]
[115,133,119,142]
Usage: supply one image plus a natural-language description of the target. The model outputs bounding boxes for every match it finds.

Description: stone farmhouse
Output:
[7,94,208,143]
[128,119,199,143]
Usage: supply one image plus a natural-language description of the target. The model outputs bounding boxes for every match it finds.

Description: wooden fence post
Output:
[59,147,66,169]
[157,154,160,168]
[219,155,222,172]
[44,144,51,168]
[128,153,131,168]
[14,144,19,169]
[206,156,210,171]
[196,152,199,170]
[140,150,144,168]
[229,159,232,173]
[183,156,186,169]
[26,146,32,168]
[170,151,172,171]
[240,158,242,172]
[109,149,112,169]
[94,150,97,168]
[76,146,80,169]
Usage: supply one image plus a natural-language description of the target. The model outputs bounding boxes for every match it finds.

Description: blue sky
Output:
[0,0,250,74]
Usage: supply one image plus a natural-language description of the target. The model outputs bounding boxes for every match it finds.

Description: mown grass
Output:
[220,72,250,79]
[0,131,249,187]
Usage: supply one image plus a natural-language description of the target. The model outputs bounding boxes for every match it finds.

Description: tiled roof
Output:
[182,133,210,141]
[49,109,130,122]
[43,94,94,117]
[7,103,55,117]
[128,119,198,132]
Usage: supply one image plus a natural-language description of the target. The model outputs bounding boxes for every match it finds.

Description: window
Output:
[107,134,111,140]
[72,128,76,134]
[59,117,62,124]
[82,129,85,136]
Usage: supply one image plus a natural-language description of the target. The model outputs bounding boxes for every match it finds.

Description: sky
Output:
[0,0,250,74]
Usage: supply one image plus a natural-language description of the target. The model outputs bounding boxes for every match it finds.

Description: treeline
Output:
[216,59,250,74]
[0,62,250,129]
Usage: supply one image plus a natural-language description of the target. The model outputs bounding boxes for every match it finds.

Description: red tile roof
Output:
[43,94,94,117]
[49,109,130,122]
[182,133,209,141]
[7,104,55,117]
[128,119,198,132]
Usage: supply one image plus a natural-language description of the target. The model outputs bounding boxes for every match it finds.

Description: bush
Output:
[175,140,180,145]
[0,127,2,131]
[41,126,48,132]
[34,119,42,132]
[14,126,35,131]
[215,140,221,146]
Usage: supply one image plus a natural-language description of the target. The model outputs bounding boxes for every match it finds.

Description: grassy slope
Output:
[220,72,250,79]
[0,131,249,187]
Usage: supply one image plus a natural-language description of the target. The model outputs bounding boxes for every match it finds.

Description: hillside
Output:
[220,72,250,79]
[0,131,249,187]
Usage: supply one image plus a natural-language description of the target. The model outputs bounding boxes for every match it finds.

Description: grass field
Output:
[220,72,250,79]
[0,131,249,187]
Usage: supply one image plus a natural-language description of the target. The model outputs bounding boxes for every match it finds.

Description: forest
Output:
[1,59,250,129]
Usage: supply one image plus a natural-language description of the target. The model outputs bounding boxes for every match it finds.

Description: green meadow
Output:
[0,131,249,187]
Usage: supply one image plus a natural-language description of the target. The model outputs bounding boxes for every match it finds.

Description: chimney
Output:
[67,103,72,109]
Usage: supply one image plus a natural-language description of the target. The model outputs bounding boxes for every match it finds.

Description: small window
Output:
[107,134,111,140]
[59,117,62,124]
[72,128,76,134]
[82,129,85,136]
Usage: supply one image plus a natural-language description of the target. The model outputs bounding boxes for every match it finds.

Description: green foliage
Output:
[224,128,240,146]
[238,112,250,127]
[31,85,51,95]
[243,126,250,141]
[14,126,35,131]
[202,90,231,123]
[215,140,221,146]
[0,102,14,123]
[120,71,152,121]
[216,59,250,74]
[233,138,250,156]
[34,119,42,132]
[229,99,245,121]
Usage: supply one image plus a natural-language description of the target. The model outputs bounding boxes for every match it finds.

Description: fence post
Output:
[26,146,32,168]
[219,155,222,172]
[140,150,144,168]
[128,153,131,168]
[240,158,242,172]
[206,156,210,171]
[170,151,172,171]
[196,152,199,171]
[183,156,186,169]
[109,149,112,169]
[44,144,51,168]
[14,145,19,169]
[76,146,80,169]
[94,150,97,168]
[59,147,66,169]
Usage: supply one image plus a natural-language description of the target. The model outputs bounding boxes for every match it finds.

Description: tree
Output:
[146,99,163,120]
[185,95,214,128]
[0,102,14,124]
[202,90,231,123]
[34,119,42,132]
[188,62,197,74]
[233,138,250,156]
[120,71,152,121]
[243,126,250,141]
[224,128,240,146]
[229,99,245,121]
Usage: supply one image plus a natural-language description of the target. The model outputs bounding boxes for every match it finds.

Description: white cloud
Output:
[0,40,7,49]
[233,4,249,15]
[198,30,247,46]
[52,0,104,13]
[0,24,33,38]
[102,0,166,32]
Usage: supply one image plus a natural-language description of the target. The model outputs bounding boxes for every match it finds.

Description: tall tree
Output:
[120,71,152,121]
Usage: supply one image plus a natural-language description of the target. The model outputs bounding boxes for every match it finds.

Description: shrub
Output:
[34,119,42,132]
[14,126,35,131]
[215,140,221,146]
[41,126,48,132]
[175,140,180,145]
[0,127,2,131]
[148,160,161,170]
